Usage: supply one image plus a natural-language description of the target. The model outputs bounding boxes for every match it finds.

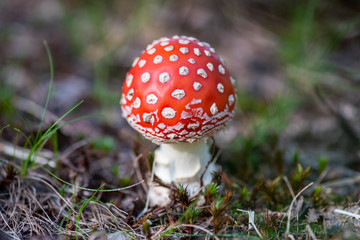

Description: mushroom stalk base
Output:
[148,140,218,206]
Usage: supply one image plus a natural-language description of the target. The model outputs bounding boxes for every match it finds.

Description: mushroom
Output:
[121,36,236,206]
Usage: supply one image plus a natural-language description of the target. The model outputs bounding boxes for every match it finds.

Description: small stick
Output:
[334,209,360,219]
[285,182,314,237]
[137,156,157,219]
[179,224,220,240]
[131,153,147,192]
[321,175,360,188]
[306,224,318,240]
[314,167,329,187]
[237,209,263,239]
[315,86,359,144]
[0,211,19,240]
[283,176,295,198]
[0,142,55,168]
[200,149,222,188]
[14,96,74,135]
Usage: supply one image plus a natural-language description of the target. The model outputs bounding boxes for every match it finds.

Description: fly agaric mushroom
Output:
[121,36,236,206]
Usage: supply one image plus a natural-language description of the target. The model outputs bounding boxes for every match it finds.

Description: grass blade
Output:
[35,41,54,143]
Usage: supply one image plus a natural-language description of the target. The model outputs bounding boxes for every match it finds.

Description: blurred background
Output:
[1,0,360,191]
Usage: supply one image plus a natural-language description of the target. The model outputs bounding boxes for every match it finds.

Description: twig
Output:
[321,175,360,188]
[14,96,73,135]
[315,86,359,145]
[26,189,59,229]
[60,140,87,160]
[200,149,222,188]
[150,225,167,240]
[283,176,302,231]
[283,176,295,198]
[287,234,296,240]
[137,155,157,219]
[131,152,147,192]
[237,209,262,239]
[314,167,329,187]
[25,175,74,211]
[285,182,314,237]
[58,140,88,172]
[334,209,360,219]
[39,167,145,193]
[0,141,55,167]
[0,211,20,240]
[306,224,318,240]
[105,203,129,219]
[152,223,220,240]
[179,224,220,240]
[89,202,140,239]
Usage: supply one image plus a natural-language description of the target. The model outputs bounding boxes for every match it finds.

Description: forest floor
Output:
[1,0,360,239]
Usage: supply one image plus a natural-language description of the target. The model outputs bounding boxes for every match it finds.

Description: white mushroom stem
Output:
[149,140,219,206]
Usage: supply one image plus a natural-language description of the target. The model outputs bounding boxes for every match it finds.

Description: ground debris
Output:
[1,0,360,239]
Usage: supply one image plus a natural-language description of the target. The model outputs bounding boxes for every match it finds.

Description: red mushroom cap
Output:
[121,36,236,143]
